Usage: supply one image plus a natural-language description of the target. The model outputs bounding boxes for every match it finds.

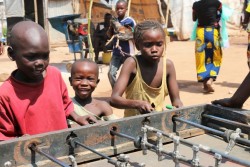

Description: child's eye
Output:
[156,42,163,46]
[143,42,163,48]
[42,54,49,60]
[73,77,82,81]
[24,55,36,61]
[88,77,96,81]
[143,43,153,48]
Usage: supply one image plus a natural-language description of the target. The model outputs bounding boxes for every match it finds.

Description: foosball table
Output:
[1,104,250,167]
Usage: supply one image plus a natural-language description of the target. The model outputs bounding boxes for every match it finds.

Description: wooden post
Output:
[34,0,38,23]
[87,0,94,60]
[165,0,170,48]
[127,0,132,16]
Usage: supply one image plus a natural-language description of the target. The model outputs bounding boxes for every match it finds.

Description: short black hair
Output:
[116,0,128,7]
[71,59,99,78]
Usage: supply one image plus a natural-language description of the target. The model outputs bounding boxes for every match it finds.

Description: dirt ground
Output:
[1,32,250,118]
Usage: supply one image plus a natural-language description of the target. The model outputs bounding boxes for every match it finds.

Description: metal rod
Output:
[110,130,135,141]
[74,141,117,165]
[174,117,224,136]
[149,142,192,165]
[203,114,250,132]
[110,130,193,165]
[173,117,250,146]
[145,124,250,167]
[29,144,70,167]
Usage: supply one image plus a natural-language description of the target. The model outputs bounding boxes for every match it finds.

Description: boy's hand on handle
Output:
[77,115,99,125]
[136,101,155,114]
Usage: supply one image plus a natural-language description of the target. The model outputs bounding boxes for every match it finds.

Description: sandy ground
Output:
[1,32,250,118]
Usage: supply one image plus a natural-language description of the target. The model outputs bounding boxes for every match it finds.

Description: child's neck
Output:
[14,70,45,83]
[139,56,161,67]
[118,15,125,21]
[75,95,92,106]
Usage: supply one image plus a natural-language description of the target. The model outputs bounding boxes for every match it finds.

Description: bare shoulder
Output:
[121,56,137,73]
[124,56,137,66]
[166,58,174,68]
[94,99,113,116]
[166,58,176,74]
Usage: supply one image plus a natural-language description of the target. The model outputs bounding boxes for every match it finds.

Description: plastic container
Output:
[102,52,112,64]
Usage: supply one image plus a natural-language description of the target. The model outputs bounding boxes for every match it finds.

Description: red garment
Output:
[78,24,88,36]
[0,66,73,140]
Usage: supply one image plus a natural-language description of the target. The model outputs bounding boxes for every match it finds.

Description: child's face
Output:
[13,34,50,82]
[137,29,165,61]
[116,2,127,19]
[70,62,99,100]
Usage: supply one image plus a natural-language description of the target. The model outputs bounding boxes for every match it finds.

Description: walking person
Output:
[192,0,222,93]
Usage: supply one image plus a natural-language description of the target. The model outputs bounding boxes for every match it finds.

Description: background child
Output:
[69,59,117,126]
[110,20,183,117]
[107,0,136,88]
[93,13,112,63]
[0,21,97,141]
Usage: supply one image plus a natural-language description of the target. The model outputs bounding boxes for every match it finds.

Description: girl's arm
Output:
[110,57,154,114]
[166,59,183,108]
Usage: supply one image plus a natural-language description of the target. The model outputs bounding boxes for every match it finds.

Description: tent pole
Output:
[87,0,94,60]
[165,0,170,27]
[34,0,38,23]
[127,0,132,16]
[165,0,170,48]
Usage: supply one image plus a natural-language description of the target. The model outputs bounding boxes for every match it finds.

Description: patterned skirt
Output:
[195,27,222,82]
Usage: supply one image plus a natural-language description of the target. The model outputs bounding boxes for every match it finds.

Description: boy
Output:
[0,21,97,141]
[68,59,117,126]
[93,13,112,63]
[107,0,136,88]
[110,20,183,117]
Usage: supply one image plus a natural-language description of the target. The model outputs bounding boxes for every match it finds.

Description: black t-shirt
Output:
[193,0,222,27]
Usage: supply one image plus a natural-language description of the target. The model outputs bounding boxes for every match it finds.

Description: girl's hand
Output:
[136,101,155,114]
[172,99,184,108]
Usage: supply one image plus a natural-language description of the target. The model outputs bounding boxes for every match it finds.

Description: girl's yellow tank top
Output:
[124,55,168,117]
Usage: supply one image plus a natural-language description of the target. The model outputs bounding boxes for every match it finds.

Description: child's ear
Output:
[7,46,15,61]
[96,79,100,84]
[69,77,72,86]
[135,43,140,51]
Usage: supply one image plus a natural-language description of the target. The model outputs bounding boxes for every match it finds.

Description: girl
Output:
[110,20,183,117]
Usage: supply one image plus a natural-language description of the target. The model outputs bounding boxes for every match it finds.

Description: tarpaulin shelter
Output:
[3,0,245,44]
[3,0,165,45]
[48,14,84,59]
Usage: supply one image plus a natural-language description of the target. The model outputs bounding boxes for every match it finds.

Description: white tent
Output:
[4,0,24,18]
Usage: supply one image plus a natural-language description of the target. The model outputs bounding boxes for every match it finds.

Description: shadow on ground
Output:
[178,80,241,93]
